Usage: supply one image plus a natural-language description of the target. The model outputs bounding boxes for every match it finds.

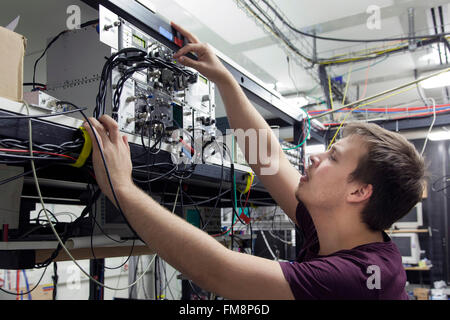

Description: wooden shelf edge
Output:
[35,245,155,264]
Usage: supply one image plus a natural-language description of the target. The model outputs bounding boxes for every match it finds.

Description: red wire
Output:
[179,138,194,154]
[16,270,20,300]
[308,103,450,114]
[0,148,77,161]
[211,177,254,238]
[322,108,450,126]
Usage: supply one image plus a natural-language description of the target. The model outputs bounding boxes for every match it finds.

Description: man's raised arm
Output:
[172,22,301,223]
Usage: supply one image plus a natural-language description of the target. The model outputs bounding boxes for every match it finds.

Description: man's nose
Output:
[308,154,321,168]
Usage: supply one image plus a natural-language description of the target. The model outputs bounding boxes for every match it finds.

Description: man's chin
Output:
[294,189,302,202]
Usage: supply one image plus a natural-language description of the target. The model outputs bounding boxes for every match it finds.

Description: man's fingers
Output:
[83,118,107,151]
[98,114,120,144]
[171,22,200,44]
[173,43,202,59]
[176,55,202,69]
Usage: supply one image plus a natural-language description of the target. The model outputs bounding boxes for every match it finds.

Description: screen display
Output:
[398,206,418,222]
[391,237,412,256]
[159,26,173,42]
[199,74,208,84]
[132,34,146,48]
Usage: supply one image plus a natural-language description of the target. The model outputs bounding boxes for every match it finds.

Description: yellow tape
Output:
[241,172,254,194]
[70,127,93,168]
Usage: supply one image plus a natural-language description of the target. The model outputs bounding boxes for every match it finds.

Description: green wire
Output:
[226,138,238,236]
[282,116,311,151]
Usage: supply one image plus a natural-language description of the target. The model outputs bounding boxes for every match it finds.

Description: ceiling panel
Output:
[278,0,395,28]
[171,0,267,45]
[2,0,448,127]
[242,44,316,89]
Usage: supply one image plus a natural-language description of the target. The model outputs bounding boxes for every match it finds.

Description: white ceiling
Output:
[150,0,450,123]
[2,0,450,133]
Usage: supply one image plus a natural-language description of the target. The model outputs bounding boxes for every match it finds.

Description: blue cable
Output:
[22,270,32,300]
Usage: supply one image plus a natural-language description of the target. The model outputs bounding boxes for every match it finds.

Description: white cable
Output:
[260,230,277,260]
[420,97,436,157]
[312,67,450,119]
[173,183,180,213]
[22,101,155,291]
[267,229,293,245]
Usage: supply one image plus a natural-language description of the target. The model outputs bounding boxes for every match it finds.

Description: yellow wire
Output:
[235,1,450,66]
[322,40,407,60]
[236,0,313,63]
[326,85,416,150]
[320,45,405,65]
[320,35,450,65]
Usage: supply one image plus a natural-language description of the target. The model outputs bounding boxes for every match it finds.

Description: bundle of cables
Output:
[95,47,196,120]
[0,137,84,165]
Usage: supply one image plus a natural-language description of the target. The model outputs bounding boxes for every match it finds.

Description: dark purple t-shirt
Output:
[279,202,408,300]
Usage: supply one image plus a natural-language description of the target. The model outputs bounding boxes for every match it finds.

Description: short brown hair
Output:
[343,122,425,231]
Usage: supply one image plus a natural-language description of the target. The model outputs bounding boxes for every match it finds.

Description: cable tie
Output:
[70,127,93,168]
[240,172,254,194]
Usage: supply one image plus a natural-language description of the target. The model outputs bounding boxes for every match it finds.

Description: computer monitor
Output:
[392,202,423,229]
[390,233,421,265]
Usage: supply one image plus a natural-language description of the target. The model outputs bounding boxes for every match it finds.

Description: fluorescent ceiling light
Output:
[420,43,447,65]
[428,130,450,141]
[287,96,309,108]
[421,71,450,89]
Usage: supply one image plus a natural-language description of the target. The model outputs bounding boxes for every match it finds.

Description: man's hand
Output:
[171,22,231,84]
[83,115,133,204]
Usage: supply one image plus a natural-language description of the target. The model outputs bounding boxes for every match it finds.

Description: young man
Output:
[83,23,425,300]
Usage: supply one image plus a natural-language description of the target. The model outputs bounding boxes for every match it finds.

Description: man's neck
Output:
[308,206,384,256]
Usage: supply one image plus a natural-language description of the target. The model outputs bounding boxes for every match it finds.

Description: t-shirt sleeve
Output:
[279,258,366,300]
[295,201,316,244]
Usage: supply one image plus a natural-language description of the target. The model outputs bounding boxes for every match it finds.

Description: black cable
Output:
[162,259,174,300]
[95,48,147,118]
[0,106,88,119]
[258,0,449,43]
[23,82,46,88]
[0,165,49,186]
[0,265,49,297]
[443,36,450,56]
[132,161,179,183]
[36,208,59,223]
[35,188,102,268]
[188,280,203,300]
[0,137,83,153]
[160,189,231,207]
[154,256,158,300]
[180,189,204,228]
[31,19,99,91]
[32,30,68,90]
[0,153,74,162]
[129,256,140,299]
[88,184,136,270]
[241,0,313,63]
[52,262,58,300]
[249,207,254,255]
[201,140,225,232]
[57,101,140,239]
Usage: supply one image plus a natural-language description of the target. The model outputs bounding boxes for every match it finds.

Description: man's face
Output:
[295,135,368,211]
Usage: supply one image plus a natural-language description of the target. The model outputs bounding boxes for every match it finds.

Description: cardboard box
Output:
[0,26,27,102]
[413,288,429,300]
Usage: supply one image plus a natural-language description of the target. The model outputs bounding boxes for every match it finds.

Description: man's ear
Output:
[347,183,373,204]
